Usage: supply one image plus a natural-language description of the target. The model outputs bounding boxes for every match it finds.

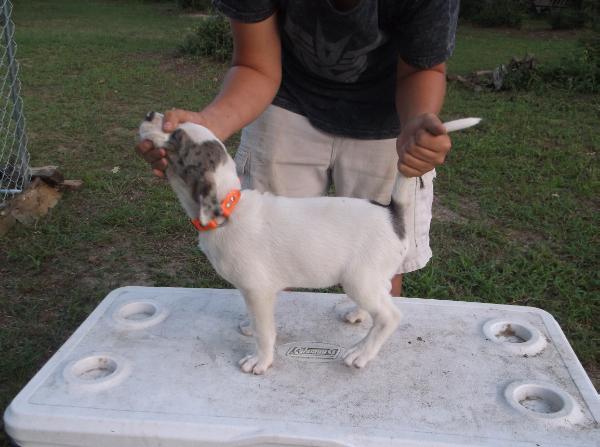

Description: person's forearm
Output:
[394,61,451,178]
[197,15,282,141]
[200,65,281,141]
[395,60,446,127]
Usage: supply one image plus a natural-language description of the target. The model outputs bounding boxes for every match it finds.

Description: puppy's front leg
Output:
[238,289,277,375]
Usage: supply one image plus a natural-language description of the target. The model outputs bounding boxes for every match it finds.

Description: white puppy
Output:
[139,112,409,374]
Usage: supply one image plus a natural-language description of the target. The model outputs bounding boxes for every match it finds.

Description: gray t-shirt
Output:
[213,0,458,139]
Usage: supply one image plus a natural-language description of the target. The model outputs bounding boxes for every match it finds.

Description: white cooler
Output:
[4,287,600,446]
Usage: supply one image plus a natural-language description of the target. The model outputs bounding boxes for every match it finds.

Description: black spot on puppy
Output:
[370,199,405,240]
[144,111,155,122]
[388,200,405,240]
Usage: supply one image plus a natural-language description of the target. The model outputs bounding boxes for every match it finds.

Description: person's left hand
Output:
[396,113,451,177]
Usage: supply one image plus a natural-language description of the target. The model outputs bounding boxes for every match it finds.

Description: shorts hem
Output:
[399,249,432,274]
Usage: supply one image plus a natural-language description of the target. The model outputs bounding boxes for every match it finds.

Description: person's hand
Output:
[135,108,204,178]
[396,113,451,177]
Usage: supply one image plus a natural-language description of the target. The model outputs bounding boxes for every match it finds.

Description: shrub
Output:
[581,34,600,64]
[459,0,480,20]
[493,54,541,91]
[549,9,586,30]
[542,35,600,93]
[471,0,525,28]
[581,0,600,31]
[178,14,233,61]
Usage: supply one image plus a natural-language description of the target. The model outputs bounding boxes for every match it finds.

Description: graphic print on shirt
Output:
[283,15,385,83]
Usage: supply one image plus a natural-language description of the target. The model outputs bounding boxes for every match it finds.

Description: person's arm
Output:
[165,15,282,140]
[136,14,281,177]
[395,59,451,178]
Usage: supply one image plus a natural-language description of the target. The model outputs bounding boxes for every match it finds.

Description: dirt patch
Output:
[120,50,226,80]
[105,126,136,140]
[432,194,547,249]
[432,194,483,224]
[504,228,545,247]
[498,324,516,338]
[51,247,151,292]
[432,196,468,224]
[158,54,227,82]
[69,228,202,292]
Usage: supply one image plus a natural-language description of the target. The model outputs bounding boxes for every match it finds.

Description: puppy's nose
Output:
[144,111,155,122]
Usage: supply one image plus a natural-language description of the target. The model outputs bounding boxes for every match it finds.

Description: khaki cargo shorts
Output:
[234,105,435,274]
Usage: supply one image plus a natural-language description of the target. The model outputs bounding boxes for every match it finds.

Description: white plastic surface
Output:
[4,287,600,447]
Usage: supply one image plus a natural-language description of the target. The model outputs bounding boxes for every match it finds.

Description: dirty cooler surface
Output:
[4,287,600,446]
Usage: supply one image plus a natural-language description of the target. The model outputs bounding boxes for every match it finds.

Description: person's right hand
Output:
[135,108,205,178]
[136,139,168,178]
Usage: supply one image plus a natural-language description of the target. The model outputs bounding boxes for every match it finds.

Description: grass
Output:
[0,1,598,444]
[449,22,585,73]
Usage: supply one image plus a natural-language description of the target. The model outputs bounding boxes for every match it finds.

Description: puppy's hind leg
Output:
[238,289,277,375]
[341,306,369,324]
[342,280,401,369]
[238,318,253,337]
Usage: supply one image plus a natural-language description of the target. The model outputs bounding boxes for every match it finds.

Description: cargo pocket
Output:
[234,144,251,189]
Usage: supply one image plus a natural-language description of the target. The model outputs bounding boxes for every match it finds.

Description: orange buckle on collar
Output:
[190,189,241,232]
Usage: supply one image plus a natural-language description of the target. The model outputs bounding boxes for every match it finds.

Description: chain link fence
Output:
[0,0,29,208]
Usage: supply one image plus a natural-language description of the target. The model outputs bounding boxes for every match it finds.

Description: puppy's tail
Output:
[386,173,416,241]
[370,173,426,241]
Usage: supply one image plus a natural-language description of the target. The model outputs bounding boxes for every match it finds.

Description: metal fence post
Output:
[0,0,30,206]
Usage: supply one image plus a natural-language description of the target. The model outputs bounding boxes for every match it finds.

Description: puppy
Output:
[139,112,408,374]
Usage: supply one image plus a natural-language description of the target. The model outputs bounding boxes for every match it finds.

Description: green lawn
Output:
[448,22,583,74]
[1,1,598,444]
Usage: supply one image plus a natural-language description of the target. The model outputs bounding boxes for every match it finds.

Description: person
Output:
[136,0,459,296]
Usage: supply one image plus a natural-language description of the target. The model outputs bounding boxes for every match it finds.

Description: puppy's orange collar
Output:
[191,189,241,232]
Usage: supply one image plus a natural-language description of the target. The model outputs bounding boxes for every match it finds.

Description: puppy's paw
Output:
[342,306,369,324]
[239,354,272,375]
[238,319,253,337]
[343,343,375,369]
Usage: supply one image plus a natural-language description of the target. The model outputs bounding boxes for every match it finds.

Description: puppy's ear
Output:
[194,171,222,226]
[163,129,193,172]
[166,128,189,149]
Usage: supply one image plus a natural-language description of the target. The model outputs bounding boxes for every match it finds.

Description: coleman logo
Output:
[281,342,342,362]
